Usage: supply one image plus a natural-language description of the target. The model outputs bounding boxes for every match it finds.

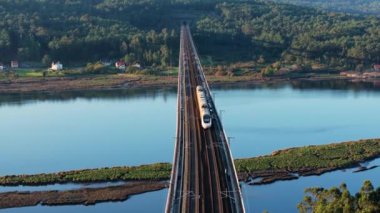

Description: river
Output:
[1,80,379,212]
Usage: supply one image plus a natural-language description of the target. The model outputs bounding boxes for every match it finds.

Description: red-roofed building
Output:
[115,60,127,70]
[374,64,380,72]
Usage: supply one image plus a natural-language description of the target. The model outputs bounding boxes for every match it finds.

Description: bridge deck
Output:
[166,25,245,213]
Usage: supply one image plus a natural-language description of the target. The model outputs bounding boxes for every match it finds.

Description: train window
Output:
[203,115,211,123]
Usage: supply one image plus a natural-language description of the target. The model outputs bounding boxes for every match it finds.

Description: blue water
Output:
[217,87,380,158]
[1,83,380,212]
[0,181,127,193]
[242,158,380,213]
[0,91,177,175]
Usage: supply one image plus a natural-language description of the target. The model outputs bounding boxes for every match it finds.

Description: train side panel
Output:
[196,86,212,129]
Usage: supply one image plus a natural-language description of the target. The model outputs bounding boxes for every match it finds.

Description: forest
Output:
[298,181,380,213]
[0,0,379,71]
[271,0,380,15]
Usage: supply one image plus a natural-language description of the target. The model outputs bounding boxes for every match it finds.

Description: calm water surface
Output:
[1,81,379,212]
[0,89,177,175]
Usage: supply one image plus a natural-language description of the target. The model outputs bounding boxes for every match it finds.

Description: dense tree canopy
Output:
[195,1,380,69]
[298,181,380,213]
[0,0,378,69]
[0,0,184,65]
[271,0,380,15]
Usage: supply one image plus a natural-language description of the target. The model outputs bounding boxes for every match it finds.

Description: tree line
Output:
[271,0,380,15]
[0,0,379,70]
[299,180,380,213]
[195,1,380,70]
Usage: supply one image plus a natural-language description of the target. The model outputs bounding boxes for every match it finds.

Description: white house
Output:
[51,62,63,71]
[11,61,19,68]
[0,63,4,71]
[132,63,142,69]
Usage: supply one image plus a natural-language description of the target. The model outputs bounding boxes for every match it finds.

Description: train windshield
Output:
[203,115,211,123]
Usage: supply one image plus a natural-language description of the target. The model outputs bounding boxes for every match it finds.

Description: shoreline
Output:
[0,139,379,209]
[0,181,167,209]
[241,156,379,186]
[1,73,378,95]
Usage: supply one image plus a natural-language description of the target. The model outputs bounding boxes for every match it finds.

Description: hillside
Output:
[271,0,380,15]
[0,0,379,71]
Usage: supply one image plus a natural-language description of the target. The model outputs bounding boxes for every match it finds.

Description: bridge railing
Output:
[185,25,246,213]
[165,26,185,213]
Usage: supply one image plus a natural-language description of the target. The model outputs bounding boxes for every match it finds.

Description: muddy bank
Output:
[2,73,375,95]
[0,75,178,94]
[0,181,167,209]
[1,139,379,209]
[239,158,380,185]
[1,140,379,187]
[235,139,380,185]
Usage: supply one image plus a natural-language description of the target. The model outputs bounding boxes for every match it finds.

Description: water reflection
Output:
[243,158,380,213]
[0,182,127,193]
[1,79,379,107]
[1,79,380,212]
[0,87,177,107]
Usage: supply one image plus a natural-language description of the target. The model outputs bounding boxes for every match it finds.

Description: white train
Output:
[196,86,212,129]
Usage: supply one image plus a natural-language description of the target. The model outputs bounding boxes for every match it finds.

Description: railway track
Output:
[166,24,245,213]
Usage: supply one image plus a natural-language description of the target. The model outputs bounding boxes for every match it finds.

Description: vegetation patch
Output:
[0,163,171,186]
[0,139,379,186]
[298,180,380,213]
[0,0,379,72]
[0,181,167,209]
[235,139,380,184]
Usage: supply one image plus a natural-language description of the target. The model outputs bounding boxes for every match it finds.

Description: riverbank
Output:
[0,181,167,209]
[1,73,374,94]
[0,163,171,186]
[236,138,380,185]
[2,139,379,187]
[0,138,379,209]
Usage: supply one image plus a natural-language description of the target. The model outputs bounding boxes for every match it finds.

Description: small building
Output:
[374,64,380,72]
[115,60,127,70]
[290,64,302,71]
[0,63,4,71]
[11,61,19,69]
[132,63,142,69]
[51,62,63,71]
[346,72,361,78]
[101,61,112,66]
[363,72,380,78]
[340,71,362,78]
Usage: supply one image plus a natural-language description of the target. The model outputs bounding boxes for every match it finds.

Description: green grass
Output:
[12,69,43,77]
[0,139,379,186]
[10,69,65,77]
[161,67,178,76]
[234,139,380,173]
[0,163,171,186]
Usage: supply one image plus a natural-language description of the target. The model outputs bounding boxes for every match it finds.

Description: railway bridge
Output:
[165,24,245,213]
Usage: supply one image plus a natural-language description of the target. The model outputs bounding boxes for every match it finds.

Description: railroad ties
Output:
[165,24,245,213]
